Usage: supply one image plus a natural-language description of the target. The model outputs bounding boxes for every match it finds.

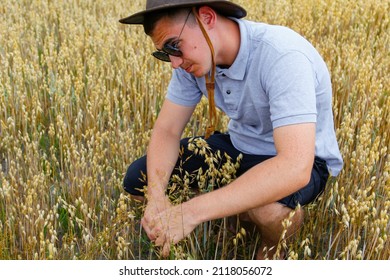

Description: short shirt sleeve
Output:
[166,69,203,107]
[263,51,318,129]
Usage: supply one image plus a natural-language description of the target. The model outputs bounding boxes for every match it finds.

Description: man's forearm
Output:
[184,154,312,225]
[144,100,195,203]
[146,126,182,200]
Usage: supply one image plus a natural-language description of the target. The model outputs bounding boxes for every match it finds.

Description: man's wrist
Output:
[184,197,204,226]
[147,190,170,205]
[146,182,166,198]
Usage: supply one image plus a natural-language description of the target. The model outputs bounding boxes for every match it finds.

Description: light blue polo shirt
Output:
[166,19,343,176]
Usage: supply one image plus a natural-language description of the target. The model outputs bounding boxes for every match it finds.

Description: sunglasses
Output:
[152,10,192,62]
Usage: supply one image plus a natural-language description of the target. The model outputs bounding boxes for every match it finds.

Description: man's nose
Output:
[169,55,183,69]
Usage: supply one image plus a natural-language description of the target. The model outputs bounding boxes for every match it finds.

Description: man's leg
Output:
[244,203,304,259]
[239,157,329,260]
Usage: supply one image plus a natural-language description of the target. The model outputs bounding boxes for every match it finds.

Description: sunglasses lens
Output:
[163,44,182,57]
[152,51,171,62]
[151,43,183,62]
[151,45,183,62]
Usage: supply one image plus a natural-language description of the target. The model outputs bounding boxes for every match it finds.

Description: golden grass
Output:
[0,0,388,259]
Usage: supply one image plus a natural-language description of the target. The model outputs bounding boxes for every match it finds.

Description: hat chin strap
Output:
[192,7,217,139]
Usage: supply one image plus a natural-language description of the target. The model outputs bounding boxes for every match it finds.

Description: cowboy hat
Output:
[119,0,247,24]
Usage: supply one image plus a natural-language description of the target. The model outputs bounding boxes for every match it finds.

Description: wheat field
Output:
[0,0,389,260]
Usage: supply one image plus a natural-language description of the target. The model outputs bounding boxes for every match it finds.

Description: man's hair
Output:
[143,7,196,36]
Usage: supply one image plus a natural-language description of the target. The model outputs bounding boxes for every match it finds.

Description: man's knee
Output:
[246,203,304,230]
[123,156,147,196]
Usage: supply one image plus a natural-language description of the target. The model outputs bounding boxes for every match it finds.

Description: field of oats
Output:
[0,0,388,260]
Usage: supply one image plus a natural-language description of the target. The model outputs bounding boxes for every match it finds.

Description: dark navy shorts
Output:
[123,133,329,209]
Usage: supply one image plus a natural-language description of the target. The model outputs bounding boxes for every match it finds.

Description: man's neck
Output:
[215,17,241,68]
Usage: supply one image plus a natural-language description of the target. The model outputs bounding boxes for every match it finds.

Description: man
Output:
[120,0,343,259]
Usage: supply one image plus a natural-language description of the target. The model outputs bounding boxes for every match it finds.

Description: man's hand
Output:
[141,201,198,257]
[143,193,171,221]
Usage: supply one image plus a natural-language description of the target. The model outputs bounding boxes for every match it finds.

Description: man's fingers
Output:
[141,217,158,241]
[162,243,171,258]
[154,232,167,247]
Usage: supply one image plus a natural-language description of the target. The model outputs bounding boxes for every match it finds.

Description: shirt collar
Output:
[216,18,249,81]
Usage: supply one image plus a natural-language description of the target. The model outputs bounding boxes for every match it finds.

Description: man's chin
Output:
[192,69,209,78]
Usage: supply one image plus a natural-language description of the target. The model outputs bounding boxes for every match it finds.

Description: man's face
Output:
[150,14,213,78]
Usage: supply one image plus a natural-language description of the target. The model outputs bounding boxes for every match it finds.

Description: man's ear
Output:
[197,6,217,28]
